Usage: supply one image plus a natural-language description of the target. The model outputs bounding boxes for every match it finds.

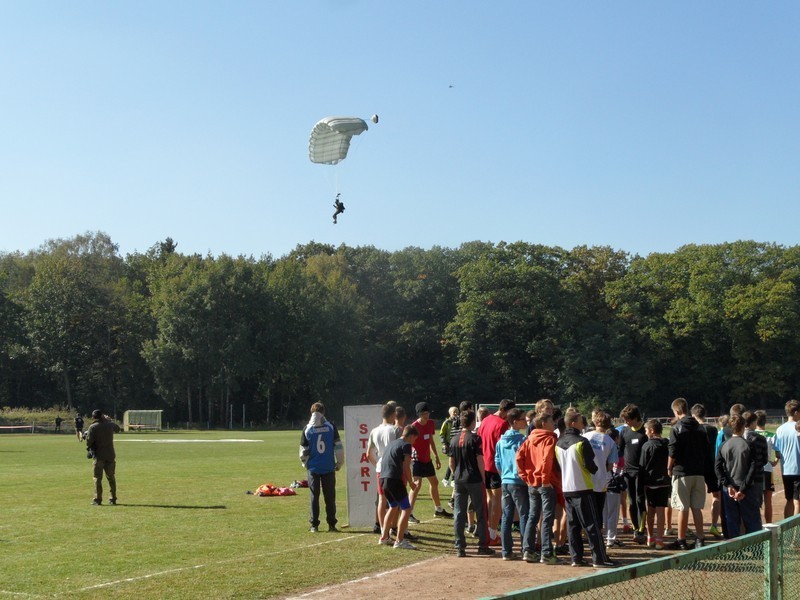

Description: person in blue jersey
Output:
[300,402,344,533]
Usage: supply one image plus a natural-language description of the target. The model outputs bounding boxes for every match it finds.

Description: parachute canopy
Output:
[308,116,369,165]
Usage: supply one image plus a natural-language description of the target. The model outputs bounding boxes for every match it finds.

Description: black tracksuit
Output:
[619,424,648,533]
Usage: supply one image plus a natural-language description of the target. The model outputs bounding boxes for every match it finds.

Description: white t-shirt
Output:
[584,430,619,493]
[368,423,398,474]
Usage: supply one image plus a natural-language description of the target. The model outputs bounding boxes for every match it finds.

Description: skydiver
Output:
[332,193,345,224]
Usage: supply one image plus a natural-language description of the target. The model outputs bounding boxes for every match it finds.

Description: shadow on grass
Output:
[117,503,227,510]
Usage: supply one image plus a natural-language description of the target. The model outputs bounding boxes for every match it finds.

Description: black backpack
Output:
[607,470,627,493]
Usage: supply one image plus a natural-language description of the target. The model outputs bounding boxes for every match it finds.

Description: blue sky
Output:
[1,2,798,259]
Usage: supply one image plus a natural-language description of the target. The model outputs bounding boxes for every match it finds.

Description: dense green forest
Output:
[1,232,798,425]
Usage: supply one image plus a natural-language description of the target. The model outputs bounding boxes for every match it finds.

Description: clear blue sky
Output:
[1,2,798,259]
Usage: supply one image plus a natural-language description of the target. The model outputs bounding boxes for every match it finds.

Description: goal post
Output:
[123,410,163,432]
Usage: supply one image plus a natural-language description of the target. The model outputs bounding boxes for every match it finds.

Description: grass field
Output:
[0,430,458,599]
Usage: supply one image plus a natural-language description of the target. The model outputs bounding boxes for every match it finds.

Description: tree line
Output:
[1,232,798,426]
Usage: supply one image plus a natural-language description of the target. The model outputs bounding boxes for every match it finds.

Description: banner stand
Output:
[342,404,383,528]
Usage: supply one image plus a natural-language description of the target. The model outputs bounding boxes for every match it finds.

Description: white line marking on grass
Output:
[73,565,206,592]
[0,591,44,598]
[117,438,263,443]
[284,556,444,599]
[70,535,363,593]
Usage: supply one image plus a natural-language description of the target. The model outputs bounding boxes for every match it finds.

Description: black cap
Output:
[415,402,431,416]
[91,409,102,419]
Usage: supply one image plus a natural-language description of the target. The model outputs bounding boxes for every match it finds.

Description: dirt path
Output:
[286,482,788,600]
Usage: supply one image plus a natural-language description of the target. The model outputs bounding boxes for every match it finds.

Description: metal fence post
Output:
[764,523,781,600]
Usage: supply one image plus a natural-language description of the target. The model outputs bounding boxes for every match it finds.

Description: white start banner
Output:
[342,404,383,528]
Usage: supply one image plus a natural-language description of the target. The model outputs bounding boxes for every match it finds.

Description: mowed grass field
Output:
[0,430,456,599]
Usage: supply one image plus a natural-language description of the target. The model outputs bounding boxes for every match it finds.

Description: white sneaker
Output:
[393,538,417,550]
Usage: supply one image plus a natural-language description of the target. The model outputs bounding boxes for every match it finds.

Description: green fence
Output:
[484,514,800,600]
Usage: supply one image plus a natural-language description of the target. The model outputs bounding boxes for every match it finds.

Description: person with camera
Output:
[85,409,121,505]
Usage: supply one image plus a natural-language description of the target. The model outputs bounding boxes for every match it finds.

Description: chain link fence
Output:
[781,515,800,600]
[486,514,800,600]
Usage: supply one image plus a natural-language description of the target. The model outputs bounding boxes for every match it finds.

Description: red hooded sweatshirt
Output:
[516,428,561,491]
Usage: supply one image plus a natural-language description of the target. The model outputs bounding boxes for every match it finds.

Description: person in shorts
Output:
[379,425,421,549]
[667,398,708,550]
[479,399,515,544]
[408,403,452,520]
[639,419,670,550]
[367,404,399,533]
[773,399,800,518]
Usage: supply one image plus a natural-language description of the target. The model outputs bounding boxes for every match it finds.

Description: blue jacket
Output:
[495,428,526,485]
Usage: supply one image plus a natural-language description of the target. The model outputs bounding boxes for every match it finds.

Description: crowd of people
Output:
[356,397,800,566]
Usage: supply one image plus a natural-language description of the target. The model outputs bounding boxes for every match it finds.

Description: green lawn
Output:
[0,431,456,599]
